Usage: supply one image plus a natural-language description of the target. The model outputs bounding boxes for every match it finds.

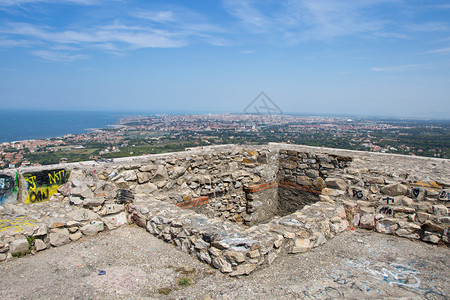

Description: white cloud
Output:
[424,47,450,54]
[371,64,428,72]
[0,0,99,6]
[132,10,176,23]
[31,50,88,62]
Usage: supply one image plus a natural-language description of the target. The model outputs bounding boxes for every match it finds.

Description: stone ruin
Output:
[0,143,449,276]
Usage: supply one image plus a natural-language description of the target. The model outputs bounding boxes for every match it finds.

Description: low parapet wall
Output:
[0,144,448,276]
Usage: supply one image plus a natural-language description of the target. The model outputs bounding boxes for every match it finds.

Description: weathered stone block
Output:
[10,239,29,254]
[359,214,375,230]
[49,229,70,247]
[381,183,408,196]
[80,221,104,236]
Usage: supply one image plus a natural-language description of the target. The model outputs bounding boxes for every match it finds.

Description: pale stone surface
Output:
[380,183,408,196]
[34,239,47,251]
[101,212,127,230]
[80,221,104,236]
[212,257,232,273]
[359,214,375,230]
[290,238,312,253]
[67,209,98,222]
[49,229,70,247]
[69,231,82,241]
[10,239,29,254]
[82,197,105,208]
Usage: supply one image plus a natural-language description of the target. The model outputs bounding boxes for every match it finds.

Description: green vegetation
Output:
[178,278,191,287]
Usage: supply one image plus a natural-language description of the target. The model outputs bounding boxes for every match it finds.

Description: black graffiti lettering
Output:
[29,188,49,203]
[439,190,448,199]
[379,206,393,215]
[352,190,363,199]
[413,188,421,198]
[382,197,395,204]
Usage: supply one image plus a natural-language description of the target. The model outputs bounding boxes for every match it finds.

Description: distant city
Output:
[1,113,448,169]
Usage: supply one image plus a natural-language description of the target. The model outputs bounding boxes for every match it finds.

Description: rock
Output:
[172,167,186,178]
[395,229,420,240]
[0,253,7,261]
[305,169,319,178]
[376,219,398,234]
[296,176,312,186]
[0,242,9,253]
[49,222,65,229]
[312,177,326,189]
[422,232,440,244]
[83,197,105,208]
[101,212,127,230]
[381,183,408,196]
[34,239,47,251]
[49,229,70,247]
[67,209,98,222]
[10,239,29,254]
[135,182,158,194]
[398,221,421,231]
[433,205,448,216]
[139,165,157,172]
[230,264,256,276]
[421,221,444,234]
[197,250,212,264]
[99,204,125,216]
[69,196,83,205]
[212,257,232,273]
[71,185,94,199]
[152,165,168,182]
[137,172,151,184]
[122,170,137,181]
[289,238,312,253]
[325,178,347,190]
[359,214,375,230]
[69,231,82,241]
[80,221,104,236]
[224,251,246,263]
[57,182,71,196]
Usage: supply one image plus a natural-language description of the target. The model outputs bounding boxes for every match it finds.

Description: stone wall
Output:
[0,143,448,276]
[272,143,450,245]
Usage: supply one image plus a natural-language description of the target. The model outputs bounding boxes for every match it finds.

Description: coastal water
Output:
[0,110,123,143]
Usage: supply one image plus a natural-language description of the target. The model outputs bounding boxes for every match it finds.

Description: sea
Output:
[0,110,125,143]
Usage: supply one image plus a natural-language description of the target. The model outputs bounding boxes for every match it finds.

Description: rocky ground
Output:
[0,225,448,300]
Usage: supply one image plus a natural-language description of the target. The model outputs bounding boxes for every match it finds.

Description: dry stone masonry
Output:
[0,143,448,275]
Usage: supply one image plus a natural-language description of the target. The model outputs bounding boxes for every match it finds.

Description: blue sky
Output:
[0,0,449,119]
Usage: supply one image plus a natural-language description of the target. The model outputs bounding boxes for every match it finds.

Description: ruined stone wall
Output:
[277,148,351,216]
[0,143,448,276]
[271,143,450,245]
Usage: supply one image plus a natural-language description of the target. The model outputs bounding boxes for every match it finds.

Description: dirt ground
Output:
[0,225,448,300]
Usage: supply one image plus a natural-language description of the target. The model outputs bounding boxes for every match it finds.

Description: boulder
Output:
[101,212,127,230]
[83,197,105,208]
[325,178,347,190]
[359,214,375,230]
[212,257,232,273]
[10,239,29,254]
[230,264,256,277]
[137,172,151,184]
[71,185,94,199]
[381,183,408,196]
[289,238,312,254]
[80,221,104,236]
[67,209,99,222]
[34,239,47,251]
[152,165,168,182]
[135,182,158,194]
[376,219,398,234]
[49,229,71,247]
